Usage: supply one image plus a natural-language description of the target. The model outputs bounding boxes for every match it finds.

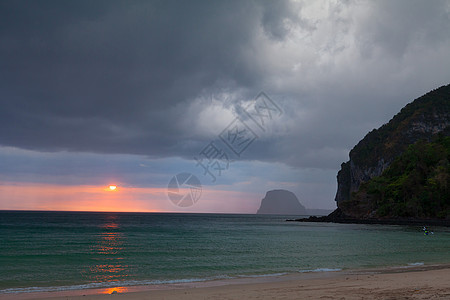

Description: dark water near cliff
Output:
[1,211,449,293]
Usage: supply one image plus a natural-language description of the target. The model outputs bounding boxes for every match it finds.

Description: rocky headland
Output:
[294,84,450,226]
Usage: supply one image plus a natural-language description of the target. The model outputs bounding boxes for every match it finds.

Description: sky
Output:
[1,0,450,213]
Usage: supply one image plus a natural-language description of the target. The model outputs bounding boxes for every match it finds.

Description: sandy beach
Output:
[3,265,449,300]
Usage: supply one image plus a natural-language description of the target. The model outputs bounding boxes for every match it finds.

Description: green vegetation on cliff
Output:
[353,136,450,219]
[350,84,450,169]
[335,84,450,221]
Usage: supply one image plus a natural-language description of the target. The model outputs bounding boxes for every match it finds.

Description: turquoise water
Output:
[0,211,449,293]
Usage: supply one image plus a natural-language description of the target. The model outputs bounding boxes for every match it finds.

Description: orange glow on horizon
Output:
[0,182,168,212]
[0,181,262,213]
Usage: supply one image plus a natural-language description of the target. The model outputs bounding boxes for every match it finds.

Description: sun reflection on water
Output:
[101,286,129,294]
[84,214,130,283]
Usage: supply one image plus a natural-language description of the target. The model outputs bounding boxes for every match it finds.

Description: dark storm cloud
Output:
[0,0,276,153]
[1,0,450,169]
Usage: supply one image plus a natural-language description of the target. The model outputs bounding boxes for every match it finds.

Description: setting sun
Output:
[109,185,117,191]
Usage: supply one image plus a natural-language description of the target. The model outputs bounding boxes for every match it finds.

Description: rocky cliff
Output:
[257,190,307,215]
[335,84,450,220]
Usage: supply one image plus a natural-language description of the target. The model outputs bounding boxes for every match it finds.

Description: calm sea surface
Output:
[0,211,449,293]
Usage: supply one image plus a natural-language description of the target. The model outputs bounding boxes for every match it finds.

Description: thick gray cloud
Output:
[1,0,450,170]
[1,0,266,153]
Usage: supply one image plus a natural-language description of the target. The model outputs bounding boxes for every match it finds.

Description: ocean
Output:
[0,211,449,294]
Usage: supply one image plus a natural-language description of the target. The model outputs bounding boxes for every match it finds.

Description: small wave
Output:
[237,272,288,278]
[299,268,342,273]
[393,262,425,269]
[407,262,424,266]
[0,277,209,294]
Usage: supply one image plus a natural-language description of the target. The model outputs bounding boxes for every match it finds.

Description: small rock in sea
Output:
[111,290,118,294]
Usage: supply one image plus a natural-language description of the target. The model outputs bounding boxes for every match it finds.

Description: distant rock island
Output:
[257,190,307,215]
[295,84,450,226]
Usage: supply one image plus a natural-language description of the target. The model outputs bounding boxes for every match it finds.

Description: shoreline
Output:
[289,216,450,226]
[2,263,450,300]
[289,209,450,227]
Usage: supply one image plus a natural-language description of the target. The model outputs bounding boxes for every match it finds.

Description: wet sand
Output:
[3,265,450,300]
